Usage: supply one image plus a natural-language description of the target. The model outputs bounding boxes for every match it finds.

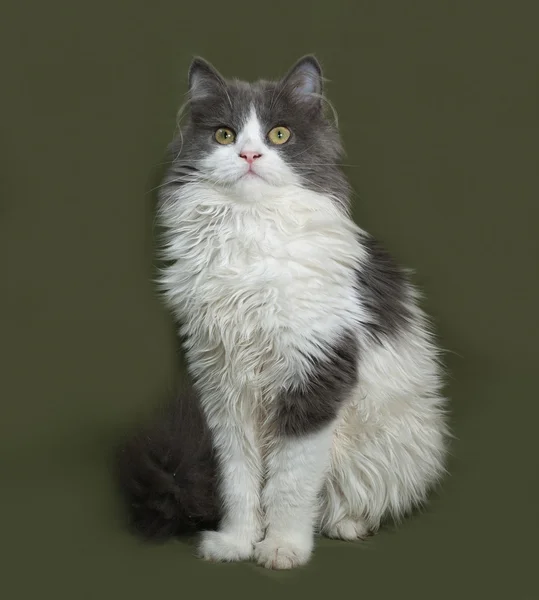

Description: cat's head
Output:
[164,56,350,208]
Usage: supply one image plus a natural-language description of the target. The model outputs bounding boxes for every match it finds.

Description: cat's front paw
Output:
[254,534,313,570]
[198,530,254,563]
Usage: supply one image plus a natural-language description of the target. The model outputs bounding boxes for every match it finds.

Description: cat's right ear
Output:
[280,55,324,109]
[188,57,226,100]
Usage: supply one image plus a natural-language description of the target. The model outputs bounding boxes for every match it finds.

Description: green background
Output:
[1,1,537,598]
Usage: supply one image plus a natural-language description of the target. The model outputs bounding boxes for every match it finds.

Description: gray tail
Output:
[116,386,220,539]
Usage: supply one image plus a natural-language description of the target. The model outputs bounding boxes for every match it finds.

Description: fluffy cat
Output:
[117,56,449,570]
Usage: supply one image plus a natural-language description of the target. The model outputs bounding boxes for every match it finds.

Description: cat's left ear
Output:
[280,55,323,108]
[188,57,226,100]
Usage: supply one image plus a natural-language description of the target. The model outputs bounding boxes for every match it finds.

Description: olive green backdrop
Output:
[1,1,537,598]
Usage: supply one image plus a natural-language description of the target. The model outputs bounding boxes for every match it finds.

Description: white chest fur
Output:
[159,183,365,400]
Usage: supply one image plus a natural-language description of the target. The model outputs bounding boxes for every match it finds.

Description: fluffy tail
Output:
[116,387,220,539]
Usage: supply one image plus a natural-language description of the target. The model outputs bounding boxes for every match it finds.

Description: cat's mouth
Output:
[241,169,264,182]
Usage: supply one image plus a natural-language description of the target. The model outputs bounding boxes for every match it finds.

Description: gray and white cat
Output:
[118,56,449,570]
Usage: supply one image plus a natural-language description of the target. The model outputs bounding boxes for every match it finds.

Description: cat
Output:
[116,55,449,570]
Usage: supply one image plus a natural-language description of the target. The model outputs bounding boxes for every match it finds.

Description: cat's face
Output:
[166,56,350,208]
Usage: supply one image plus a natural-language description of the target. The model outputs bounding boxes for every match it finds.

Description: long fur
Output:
[116,56,449,569]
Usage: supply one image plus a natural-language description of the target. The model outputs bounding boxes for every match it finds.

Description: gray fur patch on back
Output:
[356,235,413,341]
[274,330,359,436]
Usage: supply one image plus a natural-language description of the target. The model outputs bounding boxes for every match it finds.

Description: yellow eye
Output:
[268,126,291,145]
[215,127,236,145]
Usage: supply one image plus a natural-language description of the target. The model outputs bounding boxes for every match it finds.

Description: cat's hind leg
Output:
[320,388,448,539]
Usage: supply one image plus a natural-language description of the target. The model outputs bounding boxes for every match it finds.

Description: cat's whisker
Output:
[173,100,192,161]
[312,93,339,127]
[287,144,317,160]
[269,82,287,111]
[288,163,359,168]
[293,176,359,201]
[269,82,279,111]
[146,175,199,195]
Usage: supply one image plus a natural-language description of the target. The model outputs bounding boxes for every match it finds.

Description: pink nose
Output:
[239,151,262,164]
